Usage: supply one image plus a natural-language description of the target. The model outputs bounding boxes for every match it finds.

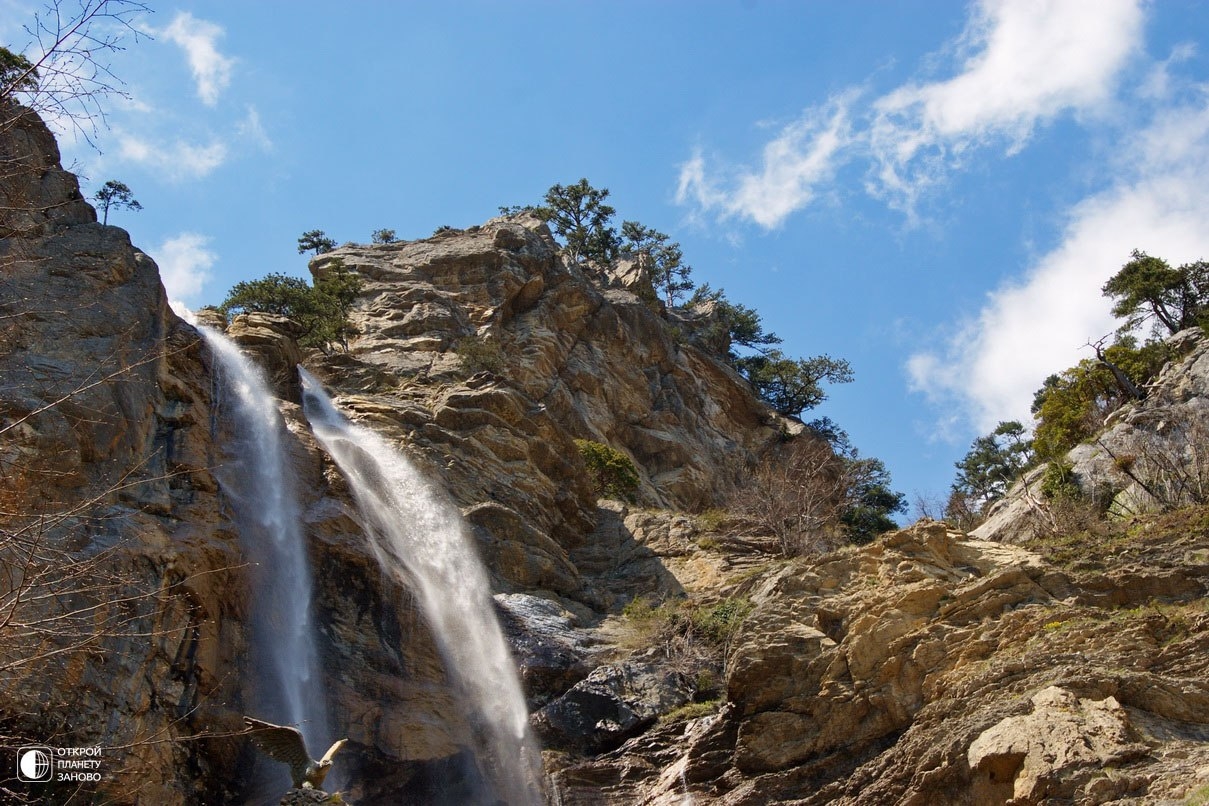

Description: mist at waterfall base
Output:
[195,326,332,796]
[298,366,543,805]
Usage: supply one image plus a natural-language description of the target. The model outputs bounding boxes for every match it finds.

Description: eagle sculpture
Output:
[243,717,348,790]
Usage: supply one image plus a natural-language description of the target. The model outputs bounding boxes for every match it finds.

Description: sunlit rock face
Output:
[552,521,1209,805]
[308,214,785,523]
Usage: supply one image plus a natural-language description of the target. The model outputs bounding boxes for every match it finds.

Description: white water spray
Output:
[298,366,542,805]
[195,325,329,754]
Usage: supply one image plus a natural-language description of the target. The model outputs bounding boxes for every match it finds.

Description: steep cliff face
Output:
[0,103,540,804]
[8,96,1208,806]
[313,220,781,509]
[1,100,246,803]
[302,222,786,604]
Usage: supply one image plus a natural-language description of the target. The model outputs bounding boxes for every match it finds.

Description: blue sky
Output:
[6,0,1209,513]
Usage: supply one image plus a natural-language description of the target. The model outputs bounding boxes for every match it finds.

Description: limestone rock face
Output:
[0,100,96,240]
[532,661,694,753]
[0,103,545,805]
[311,217,782,517]
[13,91,1209,806]
[967,686,1146,804]
[225,312,306,402]
[0,101,244,804]
[496,593,597,708]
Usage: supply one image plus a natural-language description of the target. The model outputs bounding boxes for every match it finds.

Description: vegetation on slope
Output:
[946,250,1209,529]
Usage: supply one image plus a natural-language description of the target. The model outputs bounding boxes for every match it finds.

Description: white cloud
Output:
[907,97,1209,433]
[676,95,855,229]
[678,0,1145,227]
[160,11,234,106]
[118,134,228,180]
[153,233,216,305]
[870,0,1144,214]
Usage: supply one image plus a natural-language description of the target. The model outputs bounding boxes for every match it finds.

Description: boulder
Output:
[532,662,694,753]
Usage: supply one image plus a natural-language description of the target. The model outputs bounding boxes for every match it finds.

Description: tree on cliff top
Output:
[219,259,362,350]
[1102,250,1209,337]
[534,179,620,265]
[92,179,141,225]
[0,47,37,94]
[734,350,853,418]
[621,220,694,306]
[297,229,337,256]
[950,420,1034,514]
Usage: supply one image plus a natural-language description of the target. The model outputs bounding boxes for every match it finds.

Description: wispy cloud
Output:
[907,95,1209,432]
[118,134,228,180]
[153,232,216,305]
[160,11,234,106]
[236,105,273,151]
[677,94,856,229]
[678,0,1145,227]
[869,0,1144,216]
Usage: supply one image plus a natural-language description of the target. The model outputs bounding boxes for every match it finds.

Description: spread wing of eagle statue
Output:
[243,717,348,790]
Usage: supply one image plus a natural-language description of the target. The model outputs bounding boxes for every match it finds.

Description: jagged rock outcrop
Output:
[226,312,306,401]
[1,100,789,804]
[533,661,694,754]
[310,218,783,515]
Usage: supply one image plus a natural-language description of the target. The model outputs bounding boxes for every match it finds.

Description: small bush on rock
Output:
[455,335,505,374]
[575,439,640,501]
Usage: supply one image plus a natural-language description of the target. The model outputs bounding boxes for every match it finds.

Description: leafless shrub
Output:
[727,435,849,556]
[1101,412,1209,511]
[2,0,151,149]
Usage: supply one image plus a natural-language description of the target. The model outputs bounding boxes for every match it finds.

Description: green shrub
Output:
[619,595,751,648]
[218,258,361,351]
[575,439,640,501]
[455,335,505,374]
[690,597,753,643]
[1041,459,1082,500]
[695,508,729,533]
[659,699,722,725]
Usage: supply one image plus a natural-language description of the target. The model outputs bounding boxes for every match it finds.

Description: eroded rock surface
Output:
[554,521,1209,805]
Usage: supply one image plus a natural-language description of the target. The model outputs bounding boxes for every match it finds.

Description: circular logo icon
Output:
[17,747,52,782]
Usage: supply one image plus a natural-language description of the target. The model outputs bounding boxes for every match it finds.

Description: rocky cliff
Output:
[4,98,1209,806]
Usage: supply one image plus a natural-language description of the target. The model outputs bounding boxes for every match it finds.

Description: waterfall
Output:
[298,366,542,805]
[195,326,329,759]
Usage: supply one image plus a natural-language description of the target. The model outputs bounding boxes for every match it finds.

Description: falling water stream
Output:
[195,326,330,763]
[298,366,543,805]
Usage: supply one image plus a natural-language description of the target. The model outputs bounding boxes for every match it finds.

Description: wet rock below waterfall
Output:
[531,661,694,753]
[495,593,598,708]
